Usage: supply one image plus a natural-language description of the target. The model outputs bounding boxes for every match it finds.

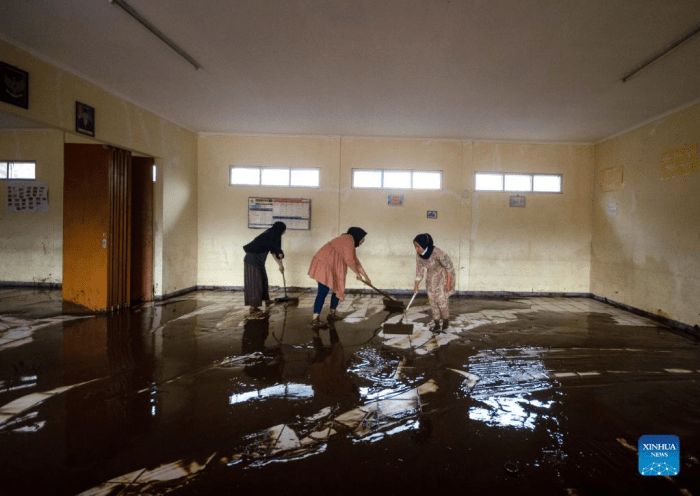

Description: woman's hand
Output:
[413,282,420,294]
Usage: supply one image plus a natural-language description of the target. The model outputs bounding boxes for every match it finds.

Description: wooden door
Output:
[63,144,132,311]
[130,157,154,303]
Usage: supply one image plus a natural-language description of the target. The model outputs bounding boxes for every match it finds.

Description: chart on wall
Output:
[6,181,48,212]
[248,197,311,230]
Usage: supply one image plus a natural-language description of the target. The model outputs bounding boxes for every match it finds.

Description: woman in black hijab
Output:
[243,221,286,314]
[413,233,455,332]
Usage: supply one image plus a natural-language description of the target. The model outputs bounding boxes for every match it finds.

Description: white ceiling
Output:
[1,0,700,142]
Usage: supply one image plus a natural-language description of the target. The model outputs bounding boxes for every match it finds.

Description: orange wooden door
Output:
[63,144,132,311]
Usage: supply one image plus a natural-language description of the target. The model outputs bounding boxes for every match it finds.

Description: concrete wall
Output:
[198,135,341,290]
[198,136,595,295]
[0,129,64,283]
[592,102,700,327]
[471,142,594,292]
[0,39,198,297]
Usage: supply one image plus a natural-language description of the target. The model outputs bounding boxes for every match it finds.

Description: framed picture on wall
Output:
[75,101,95,137]
[1,62,29,109]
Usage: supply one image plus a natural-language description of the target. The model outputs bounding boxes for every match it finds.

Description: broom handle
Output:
[363,280,398,301]
[405,292,417,311]
[282,270,288,297]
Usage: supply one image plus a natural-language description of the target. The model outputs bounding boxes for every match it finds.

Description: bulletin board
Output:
[248,197,311,230]
[6,181,48,212]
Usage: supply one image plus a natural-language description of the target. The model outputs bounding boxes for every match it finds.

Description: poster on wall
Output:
[248,197,311,230]
[6,181,48,212]
[660,144,698,179]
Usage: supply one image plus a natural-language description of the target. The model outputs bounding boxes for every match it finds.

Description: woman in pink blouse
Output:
[308,227,371,326]
[413,233,455,332]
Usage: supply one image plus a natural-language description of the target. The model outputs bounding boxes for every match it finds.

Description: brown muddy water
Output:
[0,288,699,495]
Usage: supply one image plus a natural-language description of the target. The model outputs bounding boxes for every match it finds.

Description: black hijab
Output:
[244,221,286,256]
[413,233,434,259]
[346,227,367,248]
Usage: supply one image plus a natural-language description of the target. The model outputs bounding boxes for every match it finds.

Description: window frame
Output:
[351,168,443,190]
[474,172,563,194]
[0,160,37,180]
[229,166,320,188]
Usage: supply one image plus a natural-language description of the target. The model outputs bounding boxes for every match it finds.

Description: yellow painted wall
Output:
[0,129,64,283]
[470,142,594,292]
[0,39,197,297]
[198,137,595,296]
[338,138,468,292]
[592,103,700,326]
[197,135,340,290]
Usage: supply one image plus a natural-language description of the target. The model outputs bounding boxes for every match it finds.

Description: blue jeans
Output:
[313,282,339,314]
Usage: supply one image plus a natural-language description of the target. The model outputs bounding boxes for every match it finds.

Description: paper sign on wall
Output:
[248,197,311,230]
[660,144,698,179]
[6,181,48,212]
[601,166,624,191]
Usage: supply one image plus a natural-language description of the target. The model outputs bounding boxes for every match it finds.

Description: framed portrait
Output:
[1,62,29,109]
[75,101,95,137]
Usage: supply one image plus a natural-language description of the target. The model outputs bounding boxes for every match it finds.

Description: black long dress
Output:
[242,222,285,307]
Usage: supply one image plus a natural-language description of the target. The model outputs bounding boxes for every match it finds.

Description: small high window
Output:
[230,166,319,187]
[352,169,442,190]
[0,161,36,180]
[475,173,562,193]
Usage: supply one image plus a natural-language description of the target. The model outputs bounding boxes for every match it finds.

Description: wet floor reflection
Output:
[0,289,699,495]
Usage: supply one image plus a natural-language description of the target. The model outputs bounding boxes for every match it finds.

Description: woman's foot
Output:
[441,319,450,330]
[310,315,328,329]
[248,307,266,319]
[327,309,342,321]
[428,319,442,333]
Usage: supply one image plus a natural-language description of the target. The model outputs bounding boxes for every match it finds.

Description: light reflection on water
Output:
[469,396,555,430]
[229,383,314,405]
[466,348,558,430]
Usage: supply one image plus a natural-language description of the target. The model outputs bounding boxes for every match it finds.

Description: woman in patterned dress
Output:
[413,233,455,332]
[308,227,371,326]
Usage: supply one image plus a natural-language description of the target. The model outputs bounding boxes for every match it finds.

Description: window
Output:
[230,166,319,187]
[153,165,157,182]
[352,169,442,190]
[474,172,562,193]
[0,161,36,180]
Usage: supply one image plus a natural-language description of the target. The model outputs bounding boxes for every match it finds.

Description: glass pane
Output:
[10,162,36,179]
[152,165,157,182]
[504,174,532,192]
[290,168,319,187]
[383,170,411,189]
[0,162,7,179]
[475,173,503,191]
[353,170,382,188]
[533,175,562,192]
[261,168,290,186]
[413,171,441,190]
[231,167,260,185]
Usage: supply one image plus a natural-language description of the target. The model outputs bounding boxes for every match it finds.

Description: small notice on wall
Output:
[6,181,48,212]
[660,144,698,179]
[509,195,526,208]
[248,197,311,230]
[601,166,624,191]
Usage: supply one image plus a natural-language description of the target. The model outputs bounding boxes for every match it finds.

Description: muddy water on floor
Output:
[0,290,699,495]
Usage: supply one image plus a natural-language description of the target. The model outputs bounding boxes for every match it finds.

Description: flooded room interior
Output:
[1,1,700,494]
